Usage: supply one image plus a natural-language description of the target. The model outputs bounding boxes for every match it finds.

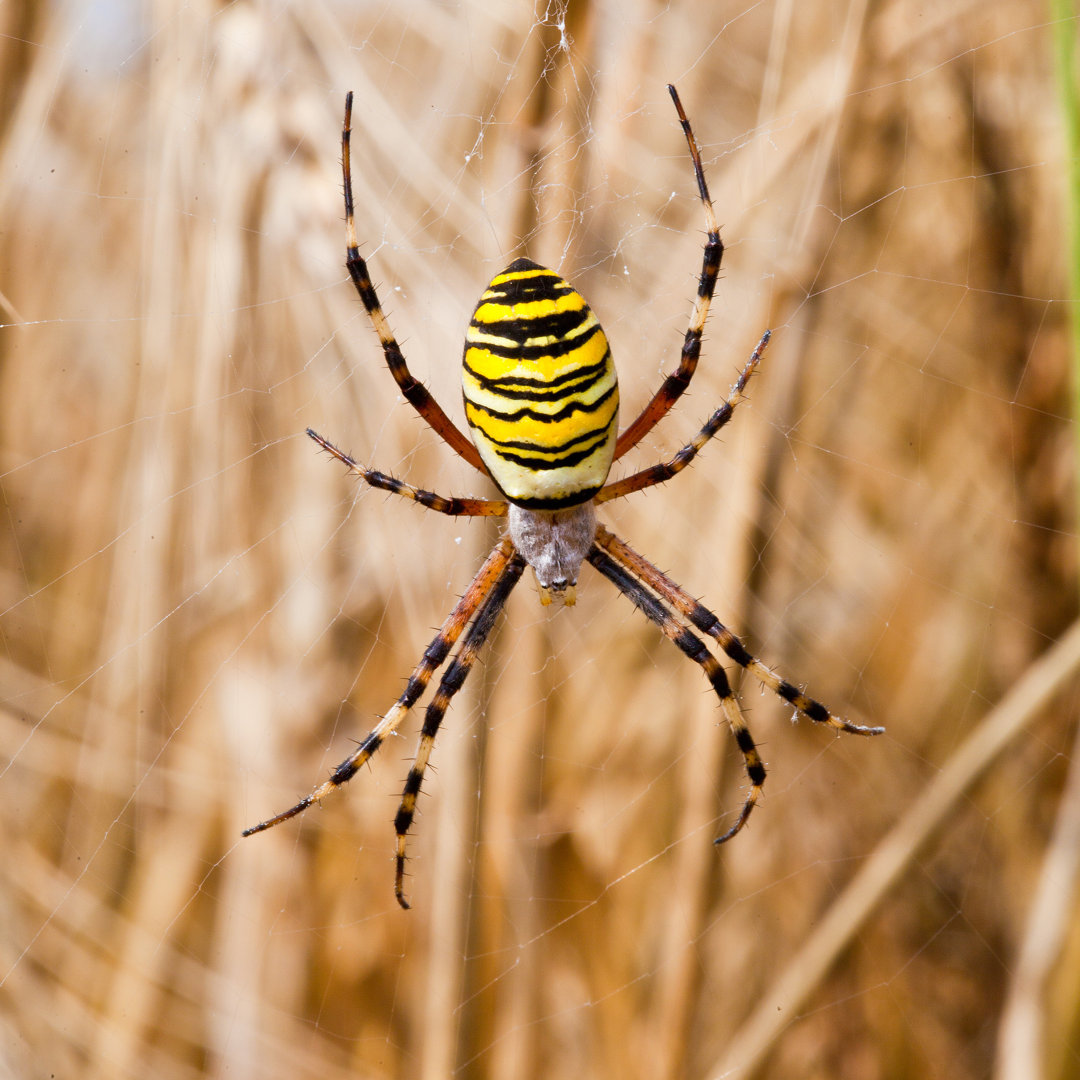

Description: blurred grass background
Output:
[1,0,1078,1077]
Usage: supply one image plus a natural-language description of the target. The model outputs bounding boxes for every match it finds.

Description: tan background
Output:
[1,1,1077,1077]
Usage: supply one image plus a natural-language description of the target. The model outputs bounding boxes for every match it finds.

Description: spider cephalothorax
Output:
[243,86,883,909]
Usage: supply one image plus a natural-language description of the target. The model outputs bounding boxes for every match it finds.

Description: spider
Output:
[243,85,884,908]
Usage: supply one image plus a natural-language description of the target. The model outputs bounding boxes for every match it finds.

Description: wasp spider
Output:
[244,86,884,908]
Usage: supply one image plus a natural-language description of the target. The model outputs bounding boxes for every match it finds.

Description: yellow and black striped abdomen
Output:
[462,258,618,509]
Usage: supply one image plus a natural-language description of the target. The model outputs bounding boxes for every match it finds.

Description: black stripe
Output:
[492,432,611,471]
[722,635,753,669]
[400,767,424,799]
[734,728,757,755]
[332,732,381,784]
[468,417,612,456]
[464,321,603,362]
[394,803,415,835]
[470,306,590,343]
[697,235,722,297]
[463,355,610,401]
[486,280,576,303]
[486,267,574,302]
[467,382,617,425]
[502,256,547,275]
[507,486,602,510]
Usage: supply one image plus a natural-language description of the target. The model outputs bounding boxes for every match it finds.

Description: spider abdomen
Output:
[462,258,619,509]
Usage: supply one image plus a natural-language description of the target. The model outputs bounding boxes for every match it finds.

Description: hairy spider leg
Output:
[306,427,507,517]
[342,92,486,473]
[597,330,770,504]
[242,538,518,838]
[594,526,885,738]
[586,543,765,842]
[392,552,526,908]
[613,84,725,460]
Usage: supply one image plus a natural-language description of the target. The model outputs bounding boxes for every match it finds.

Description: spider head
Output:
[536,578,577,607]
[507,503,598,608]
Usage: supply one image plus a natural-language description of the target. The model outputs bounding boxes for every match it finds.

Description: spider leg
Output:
[393,551,526,908]
[595,526,884,737]
[242,537,518,839]
[596,330,769,504]
[341,92,486,474]
[586,543,765,844]
[613,84,724,461]
[307,428,508,517]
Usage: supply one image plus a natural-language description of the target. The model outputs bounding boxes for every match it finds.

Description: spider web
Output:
[1,1,1078,1077]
